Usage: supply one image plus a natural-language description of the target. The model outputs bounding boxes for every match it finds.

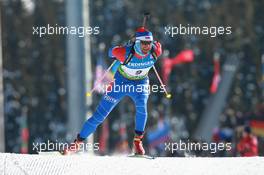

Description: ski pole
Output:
[142,12,172,99]
[142,12,150,27]
[86,60,117,97]
[152,65,172,99]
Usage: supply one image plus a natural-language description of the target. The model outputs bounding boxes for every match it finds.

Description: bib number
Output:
[135,70,143,75]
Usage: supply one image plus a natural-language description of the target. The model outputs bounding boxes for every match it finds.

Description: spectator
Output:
[237,126,258,157]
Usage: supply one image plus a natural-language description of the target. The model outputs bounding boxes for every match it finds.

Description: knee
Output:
[136,106,148,117]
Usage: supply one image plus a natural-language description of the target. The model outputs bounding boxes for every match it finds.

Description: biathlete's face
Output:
[140,40,152,54]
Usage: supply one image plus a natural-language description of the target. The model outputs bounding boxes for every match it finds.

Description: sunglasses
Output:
[140,41,152,45]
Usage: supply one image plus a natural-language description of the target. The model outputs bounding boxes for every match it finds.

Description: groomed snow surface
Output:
[0,153,263,175]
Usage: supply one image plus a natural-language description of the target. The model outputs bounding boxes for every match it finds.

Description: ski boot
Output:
[133,134,145,155]
[62,134,84,155]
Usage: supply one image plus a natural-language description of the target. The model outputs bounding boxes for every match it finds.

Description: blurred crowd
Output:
[2,0,67,152]
[2,0,263,156]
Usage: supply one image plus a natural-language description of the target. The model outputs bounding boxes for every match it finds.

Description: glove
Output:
[151,41,162,58]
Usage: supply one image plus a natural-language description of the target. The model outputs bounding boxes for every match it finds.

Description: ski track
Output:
[0,153,263,175]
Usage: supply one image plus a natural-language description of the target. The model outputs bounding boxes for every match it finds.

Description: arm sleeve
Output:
[110,61,121,75]
[108,46,127,63]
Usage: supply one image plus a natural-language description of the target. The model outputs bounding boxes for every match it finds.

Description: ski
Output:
[38,151,155,159]
[38,151,63,155]
[128,154,155,159]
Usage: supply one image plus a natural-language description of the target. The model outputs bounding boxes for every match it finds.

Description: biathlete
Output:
[63,27,162,155]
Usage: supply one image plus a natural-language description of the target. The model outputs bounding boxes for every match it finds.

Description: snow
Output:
[0,153,263,175]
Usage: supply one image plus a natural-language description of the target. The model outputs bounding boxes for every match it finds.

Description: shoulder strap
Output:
[122,42,135,65]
